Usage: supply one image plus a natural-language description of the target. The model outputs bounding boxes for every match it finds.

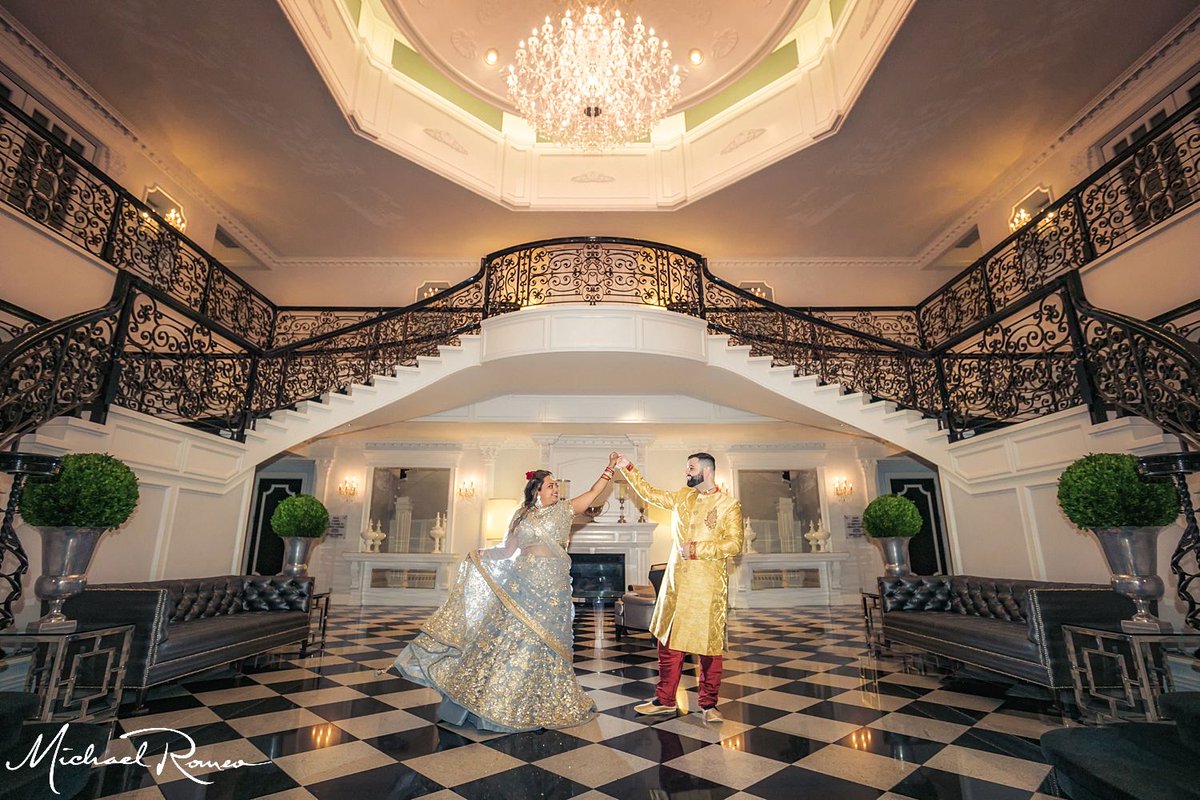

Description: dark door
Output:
[246,478,303,575]
[889,477,948,576]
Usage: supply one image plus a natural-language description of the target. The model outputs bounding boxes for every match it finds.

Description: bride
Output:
[393,453,621,732]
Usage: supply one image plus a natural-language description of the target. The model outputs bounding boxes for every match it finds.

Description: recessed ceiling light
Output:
[485,48,499,66]
[689,48,704,66]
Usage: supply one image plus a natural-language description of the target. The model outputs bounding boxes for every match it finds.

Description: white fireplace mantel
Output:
[568,521,656,586]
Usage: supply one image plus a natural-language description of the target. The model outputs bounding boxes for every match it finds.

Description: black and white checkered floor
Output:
[88,606,1067,799]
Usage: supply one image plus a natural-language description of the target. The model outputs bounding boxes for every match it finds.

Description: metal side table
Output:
[300,591,331,657]
[1063,623,1200,723]
[0,622,133,724]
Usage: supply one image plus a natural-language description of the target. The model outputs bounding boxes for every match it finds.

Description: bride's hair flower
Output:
[525,470,536,481]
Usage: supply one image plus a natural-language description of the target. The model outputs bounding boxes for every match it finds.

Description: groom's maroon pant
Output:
[655,638,724,708]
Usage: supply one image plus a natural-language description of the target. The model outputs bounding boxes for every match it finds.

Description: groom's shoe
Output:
[701,706,725,724]
[634,699,678,716]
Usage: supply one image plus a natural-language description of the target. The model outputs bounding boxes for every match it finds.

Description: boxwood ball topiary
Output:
[271,494,330,538]
[1057,452,1179,529]
[862,494,923,538]
[19,453,139,530]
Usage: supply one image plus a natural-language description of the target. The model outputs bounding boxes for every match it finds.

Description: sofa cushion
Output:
[164,576,246,622]
[155,611,307,662]
[884,611,1039,663]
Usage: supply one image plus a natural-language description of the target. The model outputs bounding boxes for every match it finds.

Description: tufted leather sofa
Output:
[62,575,313,706]
[878,575,1137,688]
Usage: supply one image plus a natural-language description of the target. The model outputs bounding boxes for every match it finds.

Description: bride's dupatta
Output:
[393,500,594,732]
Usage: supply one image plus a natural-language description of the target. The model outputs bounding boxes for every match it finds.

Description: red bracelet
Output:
[624,463,635,471]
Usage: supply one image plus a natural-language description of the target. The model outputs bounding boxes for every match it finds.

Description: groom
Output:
[617,452,744,723]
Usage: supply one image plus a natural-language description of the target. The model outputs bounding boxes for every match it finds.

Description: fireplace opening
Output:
[569,553,625,604]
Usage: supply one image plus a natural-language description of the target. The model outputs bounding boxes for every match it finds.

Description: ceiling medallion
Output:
[506,3,683,151]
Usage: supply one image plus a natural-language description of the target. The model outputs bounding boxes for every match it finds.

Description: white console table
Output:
[731,552,851,608]
[343,552,460,607]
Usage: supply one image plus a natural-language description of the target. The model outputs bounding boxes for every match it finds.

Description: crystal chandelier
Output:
[506,4,683,151]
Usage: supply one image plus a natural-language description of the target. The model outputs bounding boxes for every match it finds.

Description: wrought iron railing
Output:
[0,268,487,445]
[5,86,1198,359]
[0,94,276,347]
[2,238,1198,451]
[0,299,47,346]
[1154,298,1200,345]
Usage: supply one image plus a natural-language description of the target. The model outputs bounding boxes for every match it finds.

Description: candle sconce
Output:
[617,482,628,523]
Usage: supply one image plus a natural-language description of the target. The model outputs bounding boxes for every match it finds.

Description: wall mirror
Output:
[737,469,823,553]
[367,467,451,553]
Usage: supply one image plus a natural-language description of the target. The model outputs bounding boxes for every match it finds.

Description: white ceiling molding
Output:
[276,0,917,211]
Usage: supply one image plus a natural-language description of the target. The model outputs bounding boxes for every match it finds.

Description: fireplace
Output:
[569,553,625,602]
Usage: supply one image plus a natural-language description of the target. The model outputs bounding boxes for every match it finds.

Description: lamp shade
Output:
[484,498,522,544]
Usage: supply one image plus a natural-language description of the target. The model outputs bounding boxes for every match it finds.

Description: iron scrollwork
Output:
[484,239,702,314]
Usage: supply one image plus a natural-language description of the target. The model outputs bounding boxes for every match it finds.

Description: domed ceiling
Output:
[380,0,808,113]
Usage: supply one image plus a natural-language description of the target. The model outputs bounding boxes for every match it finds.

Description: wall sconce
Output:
[337,476,358,499]
[142,185,188,232]
[457,480,476,500]
[736,281,774,303]
[833,477,854,502]
[1009,185,1054,232]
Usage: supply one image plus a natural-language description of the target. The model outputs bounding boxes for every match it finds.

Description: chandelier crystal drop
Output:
[505,5,683,151]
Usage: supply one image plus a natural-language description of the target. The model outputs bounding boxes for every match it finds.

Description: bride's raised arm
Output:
[569,452,620,515]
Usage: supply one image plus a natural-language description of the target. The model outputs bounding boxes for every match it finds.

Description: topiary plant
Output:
[20,453,139,530]
[862,494,923,538]
[1057,453,1179,529]
[270,494,329,538]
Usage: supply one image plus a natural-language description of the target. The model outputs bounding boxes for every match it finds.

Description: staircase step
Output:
[294,400,332,416]
[836,392,871,408]
[253,418,288,435]
[883,409,926,425]
[858,400,898,416]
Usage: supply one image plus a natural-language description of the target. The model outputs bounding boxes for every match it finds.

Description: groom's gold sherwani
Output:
[624,466,745,656]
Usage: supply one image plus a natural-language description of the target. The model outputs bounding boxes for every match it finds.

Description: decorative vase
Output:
[743,520,757,554]
[875,536,913,577]
[361,521,385,553]
[28,526,105,633]
[280,536,319,577]
[811,527,831,554]
[429,512,446,554]
[1091,526,1171,633]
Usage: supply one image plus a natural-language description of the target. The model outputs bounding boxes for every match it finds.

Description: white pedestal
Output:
[731,552,852,608]
[342,552,459,607]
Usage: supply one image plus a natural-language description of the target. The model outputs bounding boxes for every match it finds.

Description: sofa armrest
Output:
[61,588,171,689]
[243,576,313,613]
[878,576,952,613]
[1025,588,1137,681]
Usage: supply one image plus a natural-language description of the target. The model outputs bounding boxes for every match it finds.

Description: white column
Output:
[777,496,795,553]
[390,496,413,553]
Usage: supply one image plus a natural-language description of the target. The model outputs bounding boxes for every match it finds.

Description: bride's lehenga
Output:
[393,499,596,733]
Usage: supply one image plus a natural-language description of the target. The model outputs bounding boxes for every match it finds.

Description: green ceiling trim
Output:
[829,0,849,25]
[342,0,362,25]
[684,44,799,130]
[390,41,505,130]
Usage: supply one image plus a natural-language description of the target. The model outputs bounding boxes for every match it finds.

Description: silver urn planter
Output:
[280,536,320,577]
[1091,526,1171,633]
[29,526,106,633]
[875,536,914,577]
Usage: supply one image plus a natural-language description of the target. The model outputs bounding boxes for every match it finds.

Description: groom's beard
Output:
[686,474,703,488]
